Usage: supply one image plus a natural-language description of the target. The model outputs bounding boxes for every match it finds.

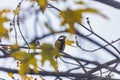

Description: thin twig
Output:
[12,15,18,44]
[0,48,8,56]
[86,59,120,75]
[17,13,30,52]
[94,70,109,76]
[59,57,80,66]
[47,3,61,12]
[107,62,118,77]
[76,36,120,52]
[86,17,94,32]
[86,17,94,37]
[12,0,24,44]
[0,67,118,80]
[66,66,81,73]
[78,23,120,55]
[76,60,87,74]
[62,51,120,74]
[0,44,41,49]
[76,31,119,58]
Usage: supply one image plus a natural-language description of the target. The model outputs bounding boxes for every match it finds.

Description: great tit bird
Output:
[55,35,66,52]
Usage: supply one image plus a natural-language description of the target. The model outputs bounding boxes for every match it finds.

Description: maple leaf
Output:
[60,9,82,33]
[80,8,108,19]
[40,43,59,71]
[60,8,107,34]
[0,9,10,39]
[10,43,19,51]
[11,51,38,75]
[38,0,48,12]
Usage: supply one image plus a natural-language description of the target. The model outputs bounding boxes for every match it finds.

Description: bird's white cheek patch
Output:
[59,37,64,40]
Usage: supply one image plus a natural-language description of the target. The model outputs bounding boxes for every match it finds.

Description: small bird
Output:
[55,35,66,52]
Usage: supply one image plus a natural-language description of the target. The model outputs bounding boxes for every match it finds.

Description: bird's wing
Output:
[55,41,61,49]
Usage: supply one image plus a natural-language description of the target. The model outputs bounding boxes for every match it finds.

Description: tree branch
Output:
[86,59,120,75]
[0,67,119,80]
[94,0,120,9]
[77,23,120,56]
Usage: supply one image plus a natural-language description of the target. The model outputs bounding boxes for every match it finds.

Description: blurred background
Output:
[0,0,120,79]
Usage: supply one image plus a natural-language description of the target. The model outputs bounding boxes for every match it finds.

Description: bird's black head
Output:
[58,35,66,41]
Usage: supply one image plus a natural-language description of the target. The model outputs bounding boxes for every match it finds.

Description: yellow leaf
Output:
[67,25,76,34]
[65,39,75,47]
[38,0,48,12]
[10,43,19,51]
[41,43,59,71]
[60,9,82,34]
[21,75,34,80]
[11,51,27,61]
[30,0,36,2]
[12,51,38,75]
[20,63,29,75]
[30,41,37,51]
[0,26,9,38]
[0,9,10,39]
[0,9,10,14]
[8,72,14,78]
[28,76,33,80]
[21,75,28,80]
[75,1,85,4]
[80,8,108,19]
[60,8,107,34]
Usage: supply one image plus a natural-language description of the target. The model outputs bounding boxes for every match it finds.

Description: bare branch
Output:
[77,23,120,55]
[0,67,119,80]
[94,0,120,9]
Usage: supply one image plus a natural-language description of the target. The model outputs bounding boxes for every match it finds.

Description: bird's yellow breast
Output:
[55,40,65,51]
